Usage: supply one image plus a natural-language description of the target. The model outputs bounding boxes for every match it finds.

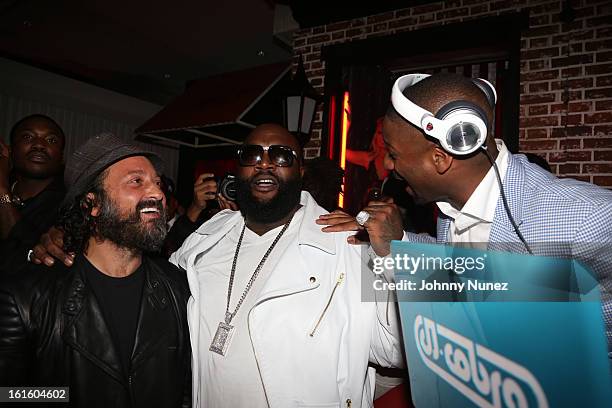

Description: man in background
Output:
[161,175,183,230]
[163,172,220,256]
[302,156,344,212]
[0,114,65,274]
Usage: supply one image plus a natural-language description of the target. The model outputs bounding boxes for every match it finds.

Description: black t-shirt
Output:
[0,177,66,275]
[83,256,145,376]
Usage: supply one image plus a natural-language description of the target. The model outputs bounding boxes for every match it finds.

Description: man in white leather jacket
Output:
[170,124,404,408]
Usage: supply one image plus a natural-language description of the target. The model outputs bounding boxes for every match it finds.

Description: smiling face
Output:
[93,156,167,252]
[10,116,64,180]
[235,124,304,224]
[381,73,498,206]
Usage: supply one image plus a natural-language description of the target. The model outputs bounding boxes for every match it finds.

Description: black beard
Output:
[235,171,302,224]
[96,196,167,253]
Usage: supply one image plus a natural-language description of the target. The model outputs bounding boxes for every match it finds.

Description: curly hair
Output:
[56,169,108,254]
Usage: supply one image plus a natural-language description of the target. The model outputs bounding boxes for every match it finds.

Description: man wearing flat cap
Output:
[0,133,191,407]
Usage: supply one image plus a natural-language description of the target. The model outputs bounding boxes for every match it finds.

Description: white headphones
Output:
[390,73,497,155]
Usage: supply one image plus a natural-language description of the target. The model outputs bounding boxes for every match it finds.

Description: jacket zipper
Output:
[309,273,344,337]
[128,375,136,407]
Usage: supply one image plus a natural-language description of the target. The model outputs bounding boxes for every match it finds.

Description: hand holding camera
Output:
[186,173,218,222]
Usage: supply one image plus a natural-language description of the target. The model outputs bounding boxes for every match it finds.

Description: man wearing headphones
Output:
[318,72,612,357]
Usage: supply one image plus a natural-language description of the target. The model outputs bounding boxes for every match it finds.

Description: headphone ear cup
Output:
[434,101,488,154]
[435,101,488,124]
[472,78,496,108]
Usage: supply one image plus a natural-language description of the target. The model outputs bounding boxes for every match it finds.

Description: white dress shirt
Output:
[436,139,509,245]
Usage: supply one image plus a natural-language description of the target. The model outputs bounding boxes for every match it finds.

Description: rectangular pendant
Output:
[209,321,235,356]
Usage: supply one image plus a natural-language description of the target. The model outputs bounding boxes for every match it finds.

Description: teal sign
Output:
[391,241,612,408]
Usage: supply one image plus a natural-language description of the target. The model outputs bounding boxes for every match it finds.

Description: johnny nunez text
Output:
[373,279,509,292]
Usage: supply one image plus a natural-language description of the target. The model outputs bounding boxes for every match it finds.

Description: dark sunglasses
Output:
[237,144,299,167]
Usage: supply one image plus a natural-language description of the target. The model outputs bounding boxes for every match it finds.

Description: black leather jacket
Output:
[0,256,191,408]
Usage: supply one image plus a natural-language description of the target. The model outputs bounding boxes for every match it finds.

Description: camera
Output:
[218,174,237,201]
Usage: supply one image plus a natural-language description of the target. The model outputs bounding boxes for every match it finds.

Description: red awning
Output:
[136,61,292,148]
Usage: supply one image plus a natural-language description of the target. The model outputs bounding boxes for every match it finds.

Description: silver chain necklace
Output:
[10,181,24,207]
[209,217,293,356]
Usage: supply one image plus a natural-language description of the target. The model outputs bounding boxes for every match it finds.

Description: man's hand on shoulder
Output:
[30,226,75,267]
[316,209,361,233]
[316,198,404,257]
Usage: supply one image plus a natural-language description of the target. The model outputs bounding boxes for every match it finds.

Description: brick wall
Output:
[293,0,612,187]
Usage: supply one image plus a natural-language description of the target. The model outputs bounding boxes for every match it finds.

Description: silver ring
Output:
[356,210,370,226]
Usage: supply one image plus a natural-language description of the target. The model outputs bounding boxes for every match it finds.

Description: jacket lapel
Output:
[253,192,336,303]
[252,244,319,305]
[130,259,177,370]
[188,192,335,303]
[434,153,529,251]
[184,212,242,293]
[489,153,528,250]
[61,270,124,384]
